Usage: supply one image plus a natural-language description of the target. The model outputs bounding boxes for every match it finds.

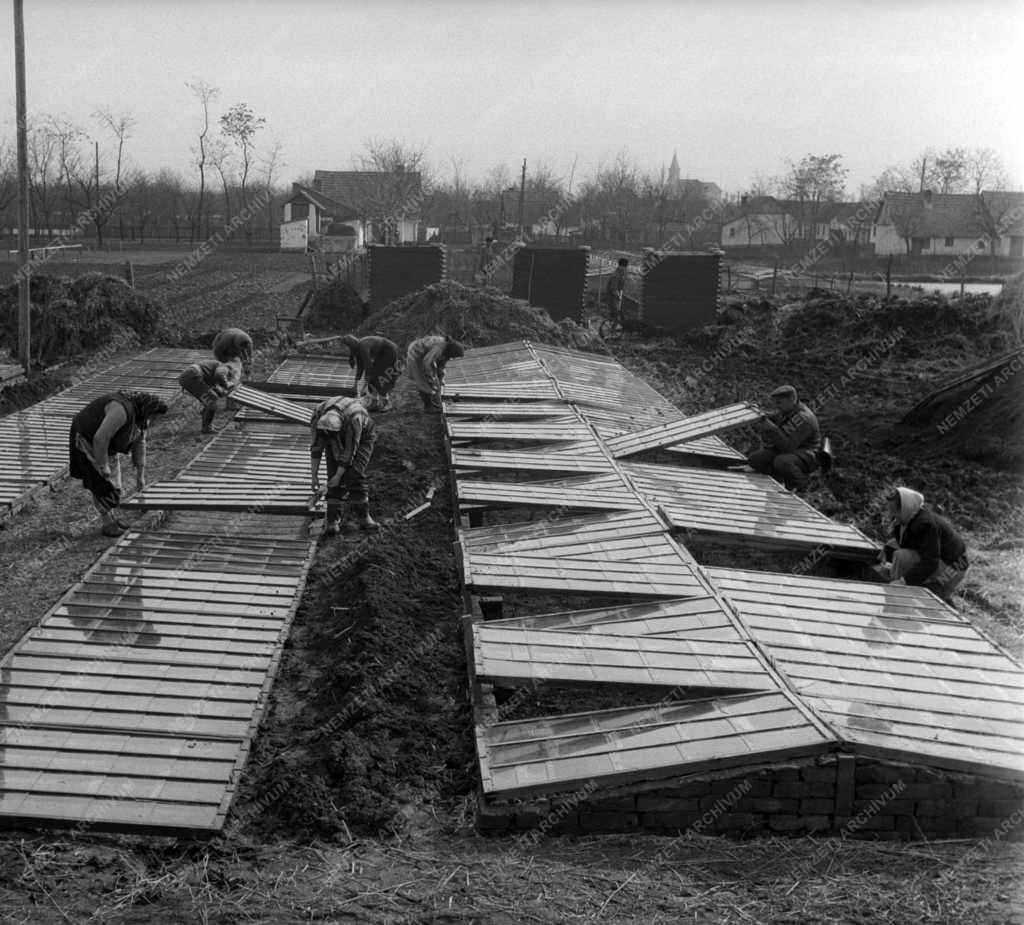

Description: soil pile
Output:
[357,281,606,352]
[303,277,366,334]
[0,273,164,366]
[895,349,1024,470]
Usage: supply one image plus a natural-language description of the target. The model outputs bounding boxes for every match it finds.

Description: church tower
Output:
[667,151,681,197]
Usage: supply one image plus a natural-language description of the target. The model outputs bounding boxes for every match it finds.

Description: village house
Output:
[280,168,425,252]
[721,196,873,250]
[871,190,1024,257]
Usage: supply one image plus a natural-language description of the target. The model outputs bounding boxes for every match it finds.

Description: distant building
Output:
[281,169,425,251]
[721,196,872,249]
[663,152,722,203]
[872,190,1024,257]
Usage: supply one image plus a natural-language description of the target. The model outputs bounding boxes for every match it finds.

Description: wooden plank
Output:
[605,403,762,457]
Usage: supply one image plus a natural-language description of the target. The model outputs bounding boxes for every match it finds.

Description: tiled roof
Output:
[313,170,424,218]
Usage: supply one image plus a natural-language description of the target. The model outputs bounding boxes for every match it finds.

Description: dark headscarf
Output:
[444,338,465,360]
[121,391,169,430]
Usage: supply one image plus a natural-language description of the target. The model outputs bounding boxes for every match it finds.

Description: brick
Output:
[978,799,1024,818]
[710,778,766,797]
[856,763,910,785]
[803,781,836,799]
[699,794,745,810]
[640,811,700,831]
[896,815,957,837]
[916,799,976,818]
[768,814,805,832]
[637,795,700,812]
[476,795,512,833]
[801,766,837,783]
[974,781,1024,802]
[579,812,639,832]
[851,799,915,816]
[512,809,546,830]
[801,815,831,832]
[851,814,895,832]
[956,817,1011,838]
[859,782,949,801]
[746,798,799,814]
[660,781,713,798]
[800,798,836,815]
[589,797,637,812]
[771,765,802,782]
[773,782,809,800]
[712,813,758,831]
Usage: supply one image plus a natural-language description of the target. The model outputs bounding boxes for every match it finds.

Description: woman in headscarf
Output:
[309,395,380,535]
[340,334,400,411]
[69,391,168,536]
[883,486,969,604]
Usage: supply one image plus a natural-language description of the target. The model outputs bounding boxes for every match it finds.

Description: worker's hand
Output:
[888,577,906,586]
[326,469,345,489]
[99,465,113,480]
[311,475,321,492]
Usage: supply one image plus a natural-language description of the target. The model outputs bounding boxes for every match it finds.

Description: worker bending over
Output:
[69,391,168,536]
[310,396,380,535]
[406,334,465,411]
[178,357,243,433]
[340,334,400,411]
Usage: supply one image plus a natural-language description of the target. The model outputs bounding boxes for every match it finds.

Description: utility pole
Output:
[517,159,526,238]
[14,0,31,371]
[918,156,927,193]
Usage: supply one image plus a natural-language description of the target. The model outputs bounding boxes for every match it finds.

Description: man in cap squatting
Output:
[309,395,380,535]
[881,486,969,604]
[746,384,821,491]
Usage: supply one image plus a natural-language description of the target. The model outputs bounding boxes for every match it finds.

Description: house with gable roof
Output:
[281,168,425,251]
[872,190,1024,257]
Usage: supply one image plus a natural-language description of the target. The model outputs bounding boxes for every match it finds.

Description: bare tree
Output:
[186,80,220,241]
[357,139,431,244]
[27,121,61,235]
[259,137,286,240]
[0,140,18,219]
[94,108,136,238]
[207,136,233,226]
[859,165,915,202]
[779,154,847,243]
[966,148,1010,194]
[219,102,266,216]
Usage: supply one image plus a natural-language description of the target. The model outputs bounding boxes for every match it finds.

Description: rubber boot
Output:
[100,512,125,537]
[324,501,342,536]
[353,503,380,531]
[201,402,217,434]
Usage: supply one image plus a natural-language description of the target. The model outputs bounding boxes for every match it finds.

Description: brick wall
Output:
[640,251,720,333]
[367,245,446,312]
[476,756,1024,841]
[510,247,588,322]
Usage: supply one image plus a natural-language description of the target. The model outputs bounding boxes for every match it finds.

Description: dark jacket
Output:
[893,506,969,585]
[764,402,821,461]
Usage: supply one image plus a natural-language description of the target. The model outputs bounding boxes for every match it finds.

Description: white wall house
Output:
[872,191,1024,257]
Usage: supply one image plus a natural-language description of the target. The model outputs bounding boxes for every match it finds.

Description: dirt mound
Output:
[0,273,165,366]
[357,281,606,352]
[895,350,1024,470]
[304,277,366,334]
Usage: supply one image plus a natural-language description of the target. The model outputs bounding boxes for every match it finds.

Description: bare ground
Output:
[0,252,1022,923]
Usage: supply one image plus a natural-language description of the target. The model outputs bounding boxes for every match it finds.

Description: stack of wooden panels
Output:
[230,385,313,426]
[0,528,314,835]
[265,355,355,395]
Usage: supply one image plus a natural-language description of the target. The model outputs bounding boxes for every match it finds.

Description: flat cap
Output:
[770,384,798,399]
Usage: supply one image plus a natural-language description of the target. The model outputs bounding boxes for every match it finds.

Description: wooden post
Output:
[770,262,778,296]
[14,0,30,372]
[124,261,135,289]
[847,271,853,295]
[959,266,965,300]
[518,159,526,237]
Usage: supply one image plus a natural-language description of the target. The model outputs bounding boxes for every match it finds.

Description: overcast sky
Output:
[2,0,1021,197]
